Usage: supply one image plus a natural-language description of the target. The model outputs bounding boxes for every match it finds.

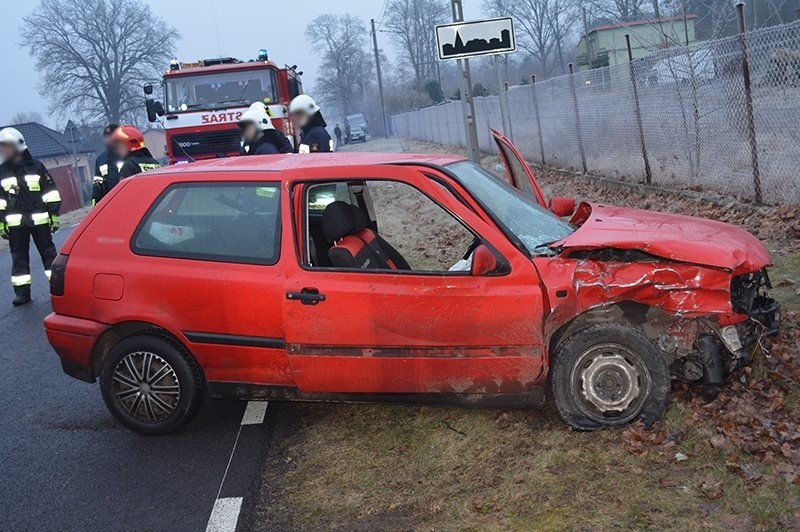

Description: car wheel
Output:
[100,335,205,435]
[548,323,670,430]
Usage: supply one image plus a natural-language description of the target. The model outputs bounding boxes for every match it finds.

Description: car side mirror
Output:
[143,83,154,96]
[145,100,165,123]
[471,244,505,276]
[549,197,576,217]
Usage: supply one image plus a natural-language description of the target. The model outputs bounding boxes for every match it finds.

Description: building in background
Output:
[577,15,699,71]
[142,127,167,164]
[0,121,95,211]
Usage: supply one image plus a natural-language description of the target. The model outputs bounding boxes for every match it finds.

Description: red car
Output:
[44,132,779,434]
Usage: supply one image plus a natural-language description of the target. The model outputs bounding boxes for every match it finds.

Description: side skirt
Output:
[207,382,546,409]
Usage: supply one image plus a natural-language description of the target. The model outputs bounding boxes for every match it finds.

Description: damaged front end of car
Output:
[535,202,781,399]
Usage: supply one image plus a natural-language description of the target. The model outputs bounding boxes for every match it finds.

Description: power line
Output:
[377,0,390,29]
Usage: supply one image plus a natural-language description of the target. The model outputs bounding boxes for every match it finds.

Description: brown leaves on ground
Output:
[622,312,800,487]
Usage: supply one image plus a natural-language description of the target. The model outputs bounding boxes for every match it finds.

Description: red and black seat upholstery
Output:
[322,201,410,270]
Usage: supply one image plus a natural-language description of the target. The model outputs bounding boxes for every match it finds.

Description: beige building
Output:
[142,127,168,163]
[577,15,699,71]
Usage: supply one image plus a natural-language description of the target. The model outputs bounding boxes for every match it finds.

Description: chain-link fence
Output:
[391,21,800,204]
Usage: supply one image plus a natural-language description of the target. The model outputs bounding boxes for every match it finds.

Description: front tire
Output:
[100,335,204,435]
[548,323,670,430]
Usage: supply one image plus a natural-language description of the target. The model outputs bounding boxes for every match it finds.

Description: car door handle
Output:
[286,288,326,305]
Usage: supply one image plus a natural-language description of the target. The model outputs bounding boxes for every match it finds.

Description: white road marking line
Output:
[206,497,243,532]
[206,401,270,531]
[241,401,268,425]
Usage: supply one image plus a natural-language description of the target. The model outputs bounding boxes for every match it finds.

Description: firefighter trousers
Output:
[9,224,57,288]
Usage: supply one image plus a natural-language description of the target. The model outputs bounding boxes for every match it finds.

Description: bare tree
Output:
[508,0,558,77]
[588,0,648,20]
[385,0,450,92]
[10,112,45,125]
[306,14,373,116]
[20,0,178,124]
[548,0,581,74]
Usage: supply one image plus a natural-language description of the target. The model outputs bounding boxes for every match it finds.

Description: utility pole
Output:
[494,55,510,138]
[451,0,480,162]
[371,18,390,139]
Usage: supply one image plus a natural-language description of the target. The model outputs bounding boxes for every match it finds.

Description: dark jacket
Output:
[119,148,161,179]
[298,112,333,153]
[0,151,61,228]
[243,131,293,156]
[92,148,122,204]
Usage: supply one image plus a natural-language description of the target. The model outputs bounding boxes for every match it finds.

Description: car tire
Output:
[100,335,205,435]
[548,323,670,430]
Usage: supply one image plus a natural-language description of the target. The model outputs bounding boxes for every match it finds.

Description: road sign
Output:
[435,17,516,61]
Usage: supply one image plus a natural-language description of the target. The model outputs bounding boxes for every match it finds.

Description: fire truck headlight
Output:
[180,104,188,111]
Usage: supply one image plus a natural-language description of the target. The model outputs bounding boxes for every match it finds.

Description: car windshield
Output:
[165,69,278,112]
[446,161,574,255]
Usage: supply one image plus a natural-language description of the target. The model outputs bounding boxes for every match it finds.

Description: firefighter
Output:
[0,128,61,306]
[238,103,293,155]
[92,123,121,205]
[288,95,333,154]
[111,126,162,179]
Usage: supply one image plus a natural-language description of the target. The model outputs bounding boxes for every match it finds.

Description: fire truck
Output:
[144,52,303,164]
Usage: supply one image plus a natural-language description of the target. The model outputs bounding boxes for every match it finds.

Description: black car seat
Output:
[322,201,410,270]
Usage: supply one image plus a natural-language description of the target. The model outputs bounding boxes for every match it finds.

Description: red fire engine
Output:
[144,52,303,164]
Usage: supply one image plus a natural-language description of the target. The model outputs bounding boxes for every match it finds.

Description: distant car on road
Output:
[347,124,367,143]
[45,131,778,434]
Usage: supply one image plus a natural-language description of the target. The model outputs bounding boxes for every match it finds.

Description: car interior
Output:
[304,181,479,273]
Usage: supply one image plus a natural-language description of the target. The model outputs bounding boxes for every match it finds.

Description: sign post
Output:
[437,13,517,161]
[447,0,481,163]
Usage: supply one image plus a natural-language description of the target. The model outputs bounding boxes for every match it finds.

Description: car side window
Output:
[304,180,475,272]
[133,183,281,265]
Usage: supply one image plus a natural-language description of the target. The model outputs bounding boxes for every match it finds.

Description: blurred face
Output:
[113,140,130,159]
[290,111,310,129]
[103,131,117,149]
[0,143,18,162]
[239,122,259,143]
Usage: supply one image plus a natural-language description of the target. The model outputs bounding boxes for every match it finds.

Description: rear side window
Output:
[133,183,280,265]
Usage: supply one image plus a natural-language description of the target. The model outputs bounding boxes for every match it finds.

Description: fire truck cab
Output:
[144,53,303,164]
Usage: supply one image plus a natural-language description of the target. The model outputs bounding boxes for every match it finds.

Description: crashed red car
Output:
[44,131,779,434]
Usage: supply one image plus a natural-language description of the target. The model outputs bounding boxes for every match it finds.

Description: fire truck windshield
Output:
[165,69,278,112]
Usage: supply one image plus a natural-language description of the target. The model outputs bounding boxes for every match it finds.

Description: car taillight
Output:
[50,253,68,296]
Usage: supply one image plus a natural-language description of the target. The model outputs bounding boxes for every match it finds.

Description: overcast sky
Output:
[1,0,482,128]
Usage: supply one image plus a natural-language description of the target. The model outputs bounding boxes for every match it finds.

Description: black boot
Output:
[12,285,31,306]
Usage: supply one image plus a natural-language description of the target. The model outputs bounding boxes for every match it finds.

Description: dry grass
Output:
[250,137,800,531]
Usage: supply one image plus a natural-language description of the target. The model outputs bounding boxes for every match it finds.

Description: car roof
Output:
[145,152,466,178]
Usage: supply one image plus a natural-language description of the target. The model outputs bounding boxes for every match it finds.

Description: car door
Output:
[491,128,548,207]
[281,167,546,396]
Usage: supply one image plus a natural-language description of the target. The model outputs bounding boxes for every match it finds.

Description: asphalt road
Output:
[0,226,268,531]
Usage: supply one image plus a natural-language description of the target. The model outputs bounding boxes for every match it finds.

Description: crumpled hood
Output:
[554,203,771,274]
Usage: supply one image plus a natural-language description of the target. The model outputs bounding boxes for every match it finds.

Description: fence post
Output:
[568,63,588,173]
[530,75,546,165]
[736,1,762,203]
[504,82,515,142]
[625,34,653,184]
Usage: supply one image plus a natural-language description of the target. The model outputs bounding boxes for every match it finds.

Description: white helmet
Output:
[0,128,27,152]
[238,102,274,131]
[289,95,320,116]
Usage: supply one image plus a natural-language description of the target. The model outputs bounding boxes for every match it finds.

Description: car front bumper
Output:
[44,313,108,383]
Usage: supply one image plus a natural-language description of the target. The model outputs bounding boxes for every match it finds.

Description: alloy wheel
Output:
[111,351,181,423]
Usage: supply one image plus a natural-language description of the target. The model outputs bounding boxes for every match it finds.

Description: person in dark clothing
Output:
[238,102,293,156]
[0,127,61,306]
[92,123,121,205]
[111,126,162,179]
[288,95,333,153]
[333,124,343,148]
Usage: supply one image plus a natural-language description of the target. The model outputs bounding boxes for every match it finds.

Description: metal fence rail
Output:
[391,21,800,204]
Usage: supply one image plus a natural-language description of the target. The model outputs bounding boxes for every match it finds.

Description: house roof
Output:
[0,122,94,159]
[588,14,699,35]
